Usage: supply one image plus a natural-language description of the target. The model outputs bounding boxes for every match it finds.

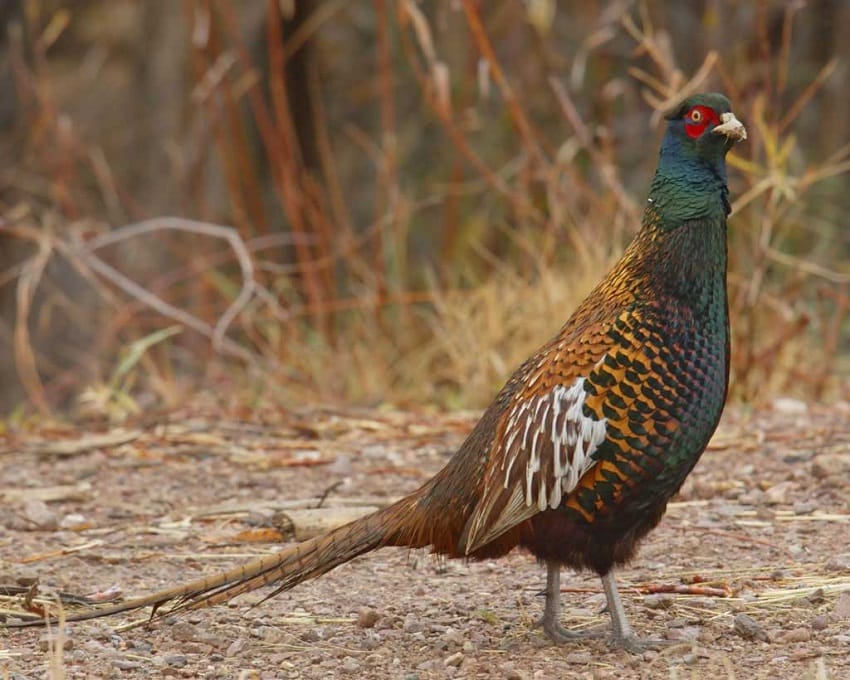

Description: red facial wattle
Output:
[684,105,721,139]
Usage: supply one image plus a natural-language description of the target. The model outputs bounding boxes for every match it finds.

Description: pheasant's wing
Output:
[459,310,663,555]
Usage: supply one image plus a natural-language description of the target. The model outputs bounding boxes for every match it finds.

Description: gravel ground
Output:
[1,401,849,679]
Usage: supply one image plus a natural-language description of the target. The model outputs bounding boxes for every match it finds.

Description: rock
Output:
[825,554,850,571]
[169,621,198,642]
[772,397,807,414]
[811,452,850,479]
[733,613,769,642]
[777,627,810,643]
[737,488,764,505]
[644,594,675,610]
[811,614,828,630]
[164,654,188,668]
[299,628,322,643]
[59,513,88,530]
[402,616,423,634]
[126,639,153,653]
[357,607,380,628]
[12,569,39,587]
[664,625,701,642]
[38,634,73,651]
[444,652,464,668]
[22,500,58,531]
[340,657,361,674]
[441,628,463,646]
[800,588,825,606]
[763,481,794,505]
[833,591,850,620]
[499,662,526,680]
[225,638,247,657]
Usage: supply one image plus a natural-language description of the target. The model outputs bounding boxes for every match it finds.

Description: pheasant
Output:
[9,93,746,651]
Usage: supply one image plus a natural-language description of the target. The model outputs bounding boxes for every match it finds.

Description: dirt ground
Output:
[1,400,849,679]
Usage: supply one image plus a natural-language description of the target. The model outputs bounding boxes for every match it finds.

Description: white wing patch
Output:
[460,375,608,554]
[501,378,608,512]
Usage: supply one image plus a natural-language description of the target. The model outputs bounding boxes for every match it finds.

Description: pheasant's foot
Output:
[538,617,603,644]
[539,563,602,644]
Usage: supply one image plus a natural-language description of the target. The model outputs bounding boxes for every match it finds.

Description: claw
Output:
[608,632,675,654]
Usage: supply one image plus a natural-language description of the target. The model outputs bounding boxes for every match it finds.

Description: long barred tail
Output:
[8,493,426,627]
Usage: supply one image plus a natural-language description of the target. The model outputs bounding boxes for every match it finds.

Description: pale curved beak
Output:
[713,111,747,142]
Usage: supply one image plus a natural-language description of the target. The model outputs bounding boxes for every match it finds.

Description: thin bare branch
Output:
[78,218,258,361]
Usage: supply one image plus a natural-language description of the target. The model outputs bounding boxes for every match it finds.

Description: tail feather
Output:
[8,497,422,628]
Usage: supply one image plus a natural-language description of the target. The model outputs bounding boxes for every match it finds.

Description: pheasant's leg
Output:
[540,562,595,643]
[601,572,670,652]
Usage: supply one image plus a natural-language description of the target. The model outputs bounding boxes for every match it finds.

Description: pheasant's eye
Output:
[689,108,703,123]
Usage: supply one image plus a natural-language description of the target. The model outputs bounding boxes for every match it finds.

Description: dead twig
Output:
[68,218,258,363]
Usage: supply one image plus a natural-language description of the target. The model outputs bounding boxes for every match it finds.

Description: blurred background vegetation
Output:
[1,0,849,421]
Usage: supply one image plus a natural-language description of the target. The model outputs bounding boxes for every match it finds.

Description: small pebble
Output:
[402,616,423,634]
[733,613,769,642]
[22,500,58,531]
[763,481,793,505]
[811,453,850,479]
[811,615,828,631]
[825,554,850,571]
[833,591,850,620]
[444,651,464,668]
[59,513,89,530]
[226,638,247,657]
[664,625,701,642]
[169,621,198,642]
[442,628,463,646]
[499,662,525,680]
[778,627,810,643]
[165,654,188,668]
[357,607,380,628]
[340,657,361,674]
[126,639,153,653]
[299,628,322,643]
[772,397,807,414]
[644,594,675,610]
[38,634,73,652]
[14,570,39,587]
[801,588,825,606]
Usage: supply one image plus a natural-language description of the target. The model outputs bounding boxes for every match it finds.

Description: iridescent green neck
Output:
[646,128,732,230]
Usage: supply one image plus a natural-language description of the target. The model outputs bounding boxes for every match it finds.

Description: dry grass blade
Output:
[13,227,53,414]
[461,0,547,164]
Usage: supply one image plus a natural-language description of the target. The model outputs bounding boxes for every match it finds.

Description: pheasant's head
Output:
[648,93,746,223]
[664,93,747,161]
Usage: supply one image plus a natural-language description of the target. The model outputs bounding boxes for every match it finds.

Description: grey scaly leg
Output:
[540,562,596,643]
[601,571,635,642]
[601,571,670,652]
